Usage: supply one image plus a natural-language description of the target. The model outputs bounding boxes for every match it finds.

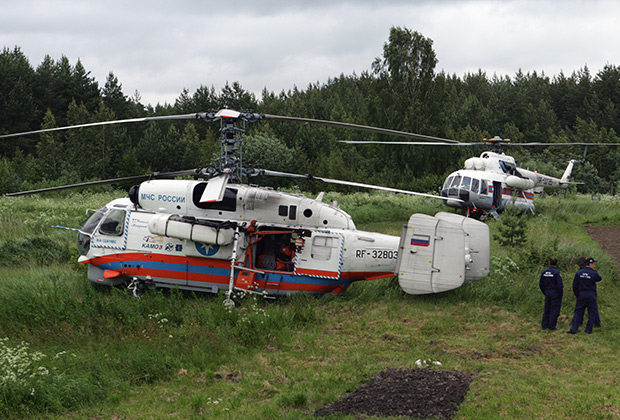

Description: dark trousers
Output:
[570,293,600,333]
[542,293,562,329]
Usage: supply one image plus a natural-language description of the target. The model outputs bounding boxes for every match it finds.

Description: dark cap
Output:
[586,257,597,265]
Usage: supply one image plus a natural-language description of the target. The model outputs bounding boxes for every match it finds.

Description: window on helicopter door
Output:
[480,180,489,195]
[99,209,126,236]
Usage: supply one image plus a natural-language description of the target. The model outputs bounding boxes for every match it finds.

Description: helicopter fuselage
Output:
[440,151,575,216]
[75,180,489,297]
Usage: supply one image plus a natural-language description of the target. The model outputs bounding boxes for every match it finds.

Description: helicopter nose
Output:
[441,188,469,207]
[458,189,470,202]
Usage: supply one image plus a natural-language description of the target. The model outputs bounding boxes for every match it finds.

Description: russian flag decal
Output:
[411,234,430,247]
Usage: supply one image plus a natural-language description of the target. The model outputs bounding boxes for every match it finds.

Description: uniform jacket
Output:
[572,266,602,297]
[539,266,563,296]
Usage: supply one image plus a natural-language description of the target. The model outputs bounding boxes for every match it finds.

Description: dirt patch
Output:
[314,368,473,419]
[584,225,620,268]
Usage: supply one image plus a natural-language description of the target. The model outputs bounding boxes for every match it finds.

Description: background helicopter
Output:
[1,110,490,304]
[342,136,620,219]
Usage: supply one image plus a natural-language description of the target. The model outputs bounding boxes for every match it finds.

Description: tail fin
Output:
[561,159,579,184]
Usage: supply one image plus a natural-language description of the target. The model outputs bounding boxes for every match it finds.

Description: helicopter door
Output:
[492,181,503,209]
[295,232,344,279]
[91,208,129,251]
[395,213,466,294]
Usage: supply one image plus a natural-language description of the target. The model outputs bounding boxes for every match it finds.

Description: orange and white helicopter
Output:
[2,110,490,304]
[343,136,619,219]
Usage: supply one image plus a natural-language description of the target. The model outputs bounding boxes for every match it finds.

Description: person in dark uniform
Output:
[568,257,602,334]
[539,257,563,330]
[574,256,600,327]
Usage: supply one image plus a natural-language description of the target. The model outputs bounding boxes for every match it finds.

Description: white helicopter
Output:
[2,109,490,303]
[439,137,580,218]
[343,136,620,219]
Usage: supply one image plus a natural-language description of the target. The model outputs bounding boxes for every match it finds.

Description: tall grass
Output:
[1,191,620,418]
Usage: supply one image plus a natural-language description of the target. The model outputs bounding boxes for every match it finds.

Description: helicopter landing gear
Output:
[127,277,147,298]
[223,296,238,309]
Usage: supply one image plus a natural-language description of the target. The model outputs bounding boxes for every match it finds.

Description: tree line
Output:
[2,26,620,196]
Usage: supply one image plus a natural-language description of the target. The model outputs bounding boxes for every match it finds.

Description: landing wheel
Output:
[223,297,238,309]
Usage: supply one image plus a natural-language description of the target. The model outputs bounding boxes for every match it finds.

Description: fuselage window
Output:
[192,184,238,211]
[278,205,288,217]
[471,178,480,194]
[99,209,126,236]
[480,180,488,195]
[289,205,297,220]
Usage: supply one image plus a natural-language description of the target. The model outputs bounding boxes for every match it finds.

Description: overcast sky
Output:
[3,0,620,107]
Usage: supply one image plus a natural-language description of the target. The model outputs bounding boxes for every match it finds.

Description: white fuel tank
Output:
[148,214,235,245]
[505,175,535,190]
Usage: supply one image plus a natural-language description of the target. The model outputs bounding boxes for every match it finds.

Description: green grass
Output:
[1,190,620,419]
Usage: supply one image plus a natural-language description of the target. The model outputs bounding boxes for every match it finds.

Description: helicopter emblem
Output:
[196,243,220,257]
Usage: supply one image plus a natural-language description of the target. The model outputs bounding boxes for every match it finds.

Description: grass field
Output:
[1,190,619,419]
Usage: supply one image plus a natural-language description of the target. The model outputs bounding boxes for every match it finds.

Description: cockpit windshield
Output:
[78,207,107,256]
[82,207,107,234]
[462,177,471,190]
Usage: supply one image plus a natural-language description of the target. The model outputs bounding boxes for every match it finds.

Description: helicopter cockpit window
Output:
[450,175,461,188]
[471,178,480,194]
[462,177,471,190]
[442,176,453,190]
[81,207,107,235]
[99,209,126,236]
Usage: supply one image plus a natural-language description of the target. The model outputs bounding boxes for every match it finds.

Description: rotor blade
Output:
[260,169,459,202]
[199,173,230,203]
[340,140,620,147]
[339,140,471,146]
[262,114,460,144]
[5,169,199,196]
[507,142,620,146]
[0,113,216,139]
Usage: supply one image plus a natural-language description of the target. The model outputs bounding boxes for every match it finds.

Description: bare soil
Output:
[584,225,620,268]
[314,368,473,419]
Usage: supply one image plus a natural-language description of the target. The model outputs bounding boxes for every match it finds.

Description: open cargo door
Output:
[395,213,469,295]
[435,212,490,282]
